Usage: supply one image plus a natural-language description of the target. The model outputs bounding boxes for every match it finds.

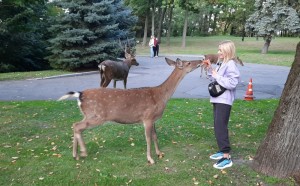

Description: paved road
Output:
[0,55,290,101]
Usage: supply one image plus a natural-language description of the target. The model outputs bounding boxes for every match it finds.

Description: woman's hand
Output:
[212,69,218,78]
[203,59,211,69]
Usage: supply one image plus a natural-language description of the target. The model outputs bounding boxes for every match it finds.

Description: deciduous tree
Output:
[246,0,300,54]
[252,41,300,184]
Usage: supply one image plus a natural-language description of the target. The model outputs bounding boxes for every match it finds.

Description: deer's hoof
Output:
[147,159,155,165]
[158,152,165,159]
[80,151,87,157]
[74,156,80,160]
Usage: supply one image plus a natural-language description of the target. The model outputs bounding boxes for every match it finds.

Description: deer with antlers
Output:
[98,43,139,89]
[58,57,203,164]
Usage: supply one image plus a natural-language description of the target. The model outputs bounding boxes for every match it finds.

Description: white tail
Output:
[57,91,80,101]
[58,57,203,164]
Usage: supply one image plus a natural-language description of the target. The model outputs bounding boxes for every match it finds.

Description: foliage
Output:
[0,99,295,185]
[0,35,297,81]
[135,36,297,67]
[0,0,51,72]
[46,0,137,70]
[246,0,300,39]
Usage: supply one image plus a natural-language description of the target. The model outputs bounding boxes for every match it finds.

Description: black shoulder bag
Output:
[208,63,227,97]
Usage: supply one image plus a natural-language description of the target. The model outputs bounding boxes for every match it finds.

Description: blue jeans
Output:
[150,47,154,57]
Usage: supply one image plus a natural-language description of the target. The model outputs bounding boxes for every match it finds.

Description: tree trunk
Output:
[157,6,167,42]
[142,15,149,47]
[166,0,174,47]
[151,4,155,36]
[251,42,300,184]
[202,13,208,34]
[261,36,272,54]
[181,9,188,48]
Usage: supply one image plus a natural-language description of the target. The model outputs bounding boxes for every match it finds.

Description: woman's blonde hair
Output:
[219,40,236,63]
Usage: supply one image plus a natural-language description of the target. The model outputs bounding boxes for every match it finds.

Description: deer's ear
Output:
[176,58,183,68]
[165,57,176,66]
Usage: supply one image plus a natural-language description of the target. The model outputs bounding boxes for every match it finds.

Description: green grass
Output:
[0,99,295,185]
[136,35,298,66]
[0,70,70,81]
[0,36,297,81]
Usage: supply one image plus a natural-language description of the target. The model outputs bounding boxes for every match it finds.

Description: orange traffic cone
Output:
[244,78,254,101]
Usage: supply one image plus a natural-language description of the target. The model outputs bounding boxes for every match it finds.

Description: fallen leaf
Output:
[52,153,62,158]
[51,146,57,151]
[213,174,218,179]
[221,169,227,174]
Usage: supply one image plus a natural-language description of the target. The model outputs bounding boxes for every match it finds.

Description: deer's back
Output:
[100,60,130,79]
[79,88,167,123]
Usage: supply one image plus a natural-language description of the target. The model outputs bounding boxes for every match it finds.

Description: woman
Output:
[148,35,154,58]
[204,40,240,169]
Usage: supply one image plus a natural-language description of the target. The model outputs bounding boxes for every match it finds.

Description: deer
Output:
[58,57,203,164]
[200,54,244,77]
[98,45,139,89]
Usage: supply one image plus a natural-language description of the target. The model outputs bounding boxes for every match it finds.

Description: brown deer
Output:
[98,47,139,89]
[58,57,203,164]
[200,54,244,77]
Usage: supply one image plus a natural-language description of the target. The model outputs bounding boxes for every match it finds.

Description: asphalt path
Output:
[0,55,290,101]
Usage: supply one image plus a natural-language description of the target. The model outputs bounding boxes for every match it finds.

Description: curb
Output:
[27,71,99,80]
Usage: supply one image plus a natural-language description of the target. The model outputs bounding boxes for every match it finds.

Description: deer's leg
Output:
[123,77,127,89]
[144,121,155,164]
[73,118,103,160]
[200,67,203,77]
[102,79,111,88]
[113,80,117,88]
[73,121,88,160]
[100,76,105,87]
[99,71,103,87]
[152,124,164,159]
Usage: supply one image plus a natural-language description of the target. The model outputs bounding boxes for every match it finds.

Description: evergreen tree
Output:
[0,0,51,72]
[47,0,137,70]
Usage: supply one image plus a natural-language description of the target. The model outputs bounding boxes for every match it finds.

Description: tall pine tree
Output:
[0,0,51,72]
[47,0,137,70]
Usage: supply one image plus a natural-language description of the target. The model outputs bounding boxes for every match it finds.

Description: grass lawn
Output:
[136,35,298,66]
[0,99,295,185]
[0,36,298,81]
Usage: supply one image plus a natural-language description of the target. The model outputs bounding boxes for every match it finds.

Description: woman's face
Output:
[218,47,224,59]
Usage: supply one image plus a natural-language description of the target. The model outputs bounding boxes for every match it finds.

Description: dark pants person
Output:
[213,103,231,153]
[155,45,159,57]
[153,46,157,57]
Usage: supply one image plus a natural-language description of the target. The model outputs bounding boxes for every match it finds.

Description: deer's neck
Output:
[124,59,132,68]
[158,68,186,100]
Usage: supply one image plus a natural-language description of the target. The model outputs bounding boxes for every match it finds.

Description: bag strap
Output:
[216,62,223,72]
